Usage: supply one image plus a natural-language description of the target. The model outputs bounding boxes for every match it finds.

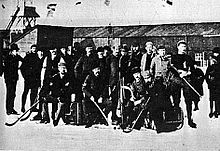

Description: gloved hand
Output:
[90,96,95,102]
[98,97,103,103]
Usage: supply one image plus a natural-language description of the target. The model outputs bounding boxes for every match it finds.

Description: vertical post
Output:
[185,35,188,54]
[202,51,205,67]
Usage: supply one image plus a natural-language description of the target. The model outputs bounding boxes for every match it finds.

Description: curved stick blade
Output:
[20,111,32,121]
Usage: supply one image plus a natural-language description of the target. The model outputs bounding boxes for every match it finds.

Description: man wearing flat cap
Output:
[3,43,23,115]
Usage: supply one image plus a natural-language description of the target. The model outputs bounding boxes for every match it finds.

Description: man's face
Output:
[58,66,67,75]
[85,46,93,55]
[92,67,101,77]
[37,50,43,58]
[97,52,104,59]
[31,47,37,53]
[67,49,71,55]
[50,48,57,56]
[133,72,141,82]
[178,43,187,54]
[103,49,108,57]
[112,47,120,57]
[145,45,153,54]
[121,49,128,56]
[194,64,198,69]
[158,49,166,57]
[213,52,219,57]
[132,46,139,53]
[11,49,17,56]
[60,48,66,55]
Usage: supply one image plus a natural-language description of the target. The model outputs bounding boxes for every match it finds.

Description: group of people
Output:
[2,40,220,132]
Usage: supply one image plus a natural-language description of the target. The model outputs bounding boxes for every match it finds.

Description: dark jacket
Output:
[171,54,194,73]
[106,54,120,88]
[191,67,204,95]
[131,77,148,100]
[82,74,108,100]
[20,53,43,87]
[120,55,130,78]
[205,63,219,89]
[43,54,61,81]
[74,53,99,82]
[60,54,73,75]
[40,73,72,103]
[3,53,23,83]
[129,51,142,69]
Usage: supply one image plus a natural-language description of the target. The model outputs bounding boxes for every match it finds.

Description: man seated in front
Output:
[39,58,72,126]
[123,67,150,130]
[82,63,110,128]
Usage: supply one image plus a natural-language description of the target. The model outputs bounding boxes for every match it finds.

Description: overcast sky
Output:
[1,0,220,29]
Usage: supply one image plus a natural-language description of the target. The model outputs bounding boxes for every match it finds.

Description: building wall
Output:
[37,26,73,49]
[16,28,38,56]
[72,37,120,49]
[0,30,9,76]
[121,36,220,52]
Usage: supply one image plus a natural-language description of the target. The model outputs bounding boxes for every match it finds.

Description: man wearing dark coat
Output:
[205,47,220,118]
[36,47,60,123]
[82,63,109,128]
[120,45,130,84]
[124,67,150,130]
[3,43,23,115]
[170,40,197,128]
[74,44,99,83]
[191,61,204,111]
[129,42,142,69]
[39,58,72,126]
[20,44,44,113]
[106,46,121,124]
[74,44,99,123]
[59,47,73,114]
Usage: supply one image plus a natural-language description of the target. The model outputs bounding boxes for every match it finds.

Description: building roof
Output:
[144,23,220,36]
[72,22,220,38]
[10,22,220,44]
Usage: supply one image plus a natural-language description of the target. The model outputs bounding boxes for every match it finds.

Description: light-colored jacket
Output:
[150,55,171,79]
[140,52,155,82]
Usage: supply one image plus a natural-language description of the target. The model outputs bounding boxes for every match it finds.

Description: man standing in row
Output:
[205,47,220,118]
[106,46,121,124]
[140,42,156,84]
[20,44,44,113]
[37,46,61,123]
[3,43,23,115]
[74,44,99,123]
[150,45,173,132]
[170,40,197,128]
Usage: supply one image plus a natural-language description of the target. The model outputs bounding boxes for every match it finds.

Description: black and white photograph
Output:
[0,0,220,150]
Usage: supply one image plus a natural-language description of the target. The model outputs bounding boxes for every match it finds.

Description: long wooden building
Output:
[4,22,220,66]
